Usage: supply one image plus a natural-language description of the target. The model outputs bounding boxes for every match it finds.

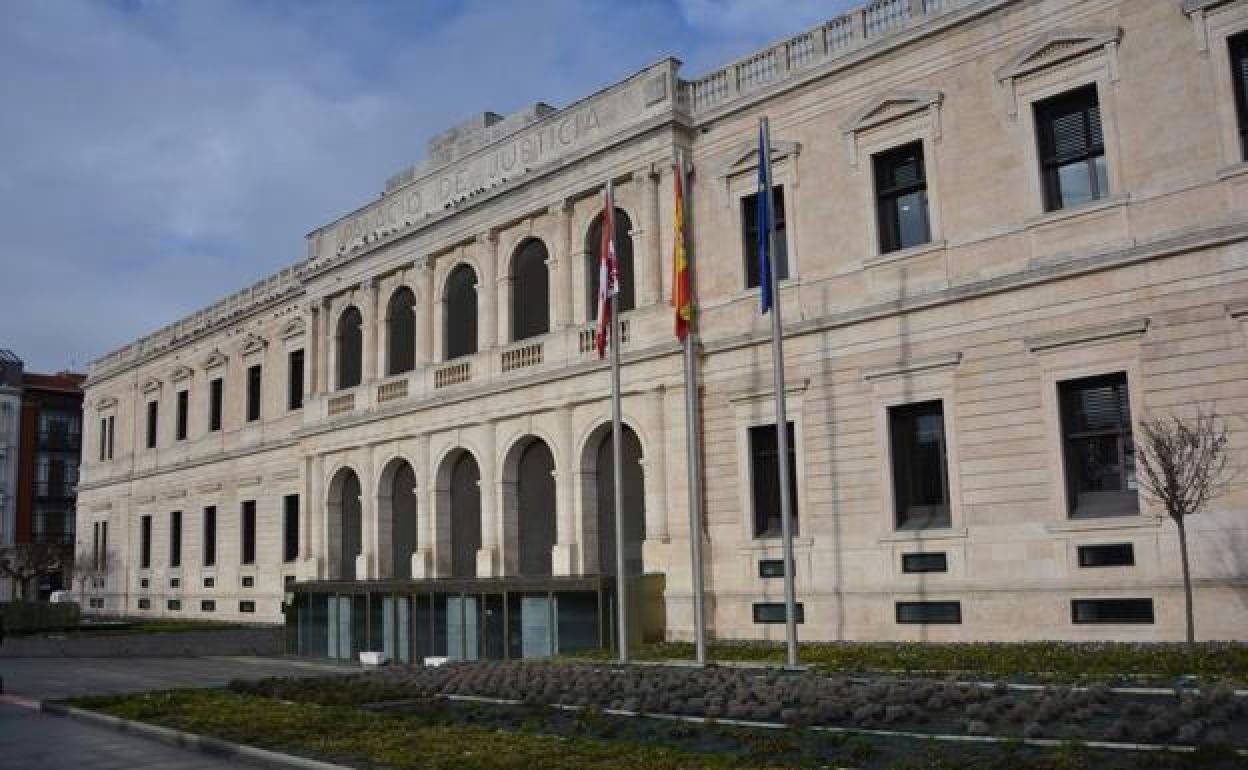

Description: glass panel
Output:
[1094,154,1108,199]
[1057,161,1094,208]
[483,594,505,660]
[555,592,600,655]
[446,596,479,661]
[382,596,395,661]
[352,595,367,661]
[396,596,410,664]
[521,596,553,659]
[895,190,930,250]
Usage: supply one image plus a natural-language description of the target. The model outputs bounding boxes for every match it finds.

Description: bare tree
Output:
[0,542,73,601]
[74,548,117,608]
[1135,409,1236,643]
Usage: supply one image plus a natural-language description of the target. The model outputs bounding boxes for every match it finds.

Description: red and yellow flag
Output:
[672,164,691,341]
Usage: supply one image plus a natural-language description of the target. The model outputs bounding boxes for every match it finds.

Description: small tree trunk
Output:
[1176,518,1195,644]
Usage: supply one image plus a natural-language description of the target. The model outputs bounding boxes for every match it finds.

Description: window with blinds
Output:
[874,141,931,254]
[1230,32,1248,159]
[742,186,788,289]
[1059,372,1138,518]
[1035,85,1107,211]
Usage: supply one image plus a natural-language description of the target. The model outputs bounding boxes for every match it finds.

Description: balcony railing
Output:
[579,319,631,354]
[377,378,409,403]
[501,341,543,373]
[434,361,472,389]
[327,392,355,417]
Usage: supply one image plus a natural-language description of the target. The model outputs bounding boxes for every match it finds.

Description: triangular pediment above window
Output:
[171,365,194,383]
[279,317,306,340]
[842,90,944,136]
[95,396,118,411]
[140,378,162,394]
[239,333,268,357]
[720,139,801,179]
[202,349,228,370]
[995,27,1122,83]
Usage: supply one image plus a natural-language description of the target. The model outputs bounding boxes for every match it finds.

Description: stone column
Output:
[416,262,434,365]
[318,297,332,395]
[643,386,670,542]
[641,167,662,306]
[363,278,380,383]
[355,450,376,580]
[548,201,573,328]
[477,421,501,577]
[478,234,498,351]
[301,453,323,580]
[304,302,320,400]
[411,432,434,578]
[374,278,388,379]
[551,405,578,575]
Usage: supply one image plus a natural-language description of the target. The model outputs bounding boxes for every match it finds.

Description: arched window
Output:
[385,459,418,579]
[386,287,416,376]
[595,426,645,577]
[328,468,362,581]
[586,208,635,320]
[511,239,550,341]
[516,439,556,576]
[336,306,363,390]
[449,452,481,578]
[444,265,478,360]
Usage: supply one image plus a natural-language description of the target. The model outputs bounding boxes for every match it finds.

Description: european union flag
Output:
[757,120,773,314]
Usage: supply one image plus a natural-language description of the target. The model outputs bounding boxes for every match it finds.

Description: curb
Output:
[38,701,351,770]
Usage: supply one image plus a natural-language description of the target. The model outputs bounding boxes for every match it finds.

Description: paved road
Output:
[0,702,242,770]
[0,655,354,700]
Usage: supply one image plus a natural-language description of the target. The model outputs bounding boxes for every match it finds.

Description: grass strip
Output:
[64,689,773,769]
[570,641,1248,683]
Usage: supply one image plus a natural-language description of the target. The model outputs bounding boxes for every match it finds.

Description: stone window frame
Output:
[863,353,967,540]
[1185,0,1248,171]
[93,396,118,462]
[729,380,809,545]
[842,90,946,265]
[996,28,1127,220]
[141,378,161,451]
[1026,320,1156,528]
[721,139,803,297]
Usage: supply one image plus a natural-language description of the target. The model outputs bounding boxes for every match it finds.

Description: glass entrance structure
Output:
[285,575,616,662]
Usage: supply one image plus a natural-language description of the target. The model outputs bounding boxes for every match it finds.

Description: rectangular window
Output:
[146,400,158,449]
[98,417,107,461]
[92,522,101,571]
[1230,32,1248,159]
[246,364,262,422]
[901,552,948,573]
[170,577,180,588]
[874,141,931,254]
[283,494,299,563]
[209,377,223,432]
[742,186,788,289]
[890,400,951,530]
[1077,543,1135,568]
[239,601,256,614]
[1059,372,1137,518]
[758,559,789,579]
[140,515,152,569]
[1035,84,1107,211]
[288,350,304,411]
[241,575,255,587]
[101,521,108,569]
[175,390,188,441]
[140,577,149,589]
[138,598,151,610]
[167,599,181,611]
[753,602,805,624]
[896,601,961,624]
[749,422,799,538]
[106,415,114,459]
[169,510,182,568]
[1072,598,1154,624]
[201,600,216,612]
[202,506,217,567]
[241,500,256,565]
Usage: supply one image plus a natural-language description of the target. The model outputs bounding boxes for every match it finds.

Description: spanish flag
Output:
[672,159,691,341]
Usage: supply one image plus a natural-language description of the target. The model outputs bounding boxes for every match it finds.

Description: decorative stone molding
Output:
[996,27,1123,117]
[140,378,162,394]
[841,90,944,167]
[272,467,301,481]
[239,333,268,357]
[202,349,228,371]
[163,488,187,500]
[1025,318,1149,353]
[196,481,223,494]
[279,317,306,340]
[134,494,156,505]
[1182,0,1243,52]
[718,138,801,180]
[237,475,262,488]
[1226,300,1248,319]
[862,352,962,381]
[94,396,118,411]
[727,377,809,403]
[171,365,194,383]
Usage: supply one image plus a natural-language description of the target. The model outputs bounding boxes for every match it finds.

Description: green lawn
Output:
[571,641,1248,683]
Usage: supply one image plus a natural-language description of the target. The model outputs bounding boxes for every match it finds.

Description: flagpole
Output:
[607,179,629,664]
[677,150,707,666]
[761,116,799,669]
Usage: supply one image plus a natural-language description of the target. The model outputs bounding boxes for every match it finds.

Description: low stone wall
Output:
[0,627,284,657]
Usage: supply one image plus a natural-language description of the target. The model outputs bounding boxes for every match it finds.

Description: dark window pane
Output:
[146,401,158,449]
[890,400,951,530]
[203,506,216,567]
[753,602,804,624]
[1035,85,1107,211]
[284,494,299,563]
[1072,598,1153,624]
[1231,32,1248,159]
[288,350,304,411]
[749,422,799,538]
[336,307,363,389]
[758,559,791,578]
[874,141,931,253]
[1059,372,1138,518]
[246,365,262,422]
[241,500,256,565]
[512,239,550,341]
[896,601,961,624]
[209,378,223,431]
[169,510,181,568]
[140,515,151,569]
[742,186,788,289]
[1077,543,1135,568]
[175,391,188,441]
[517,441,556,576]
[450,453,481,577]
[901,552,948,573]
[445,264,478,360]
[587,209,636,320]
[386,288,416,375]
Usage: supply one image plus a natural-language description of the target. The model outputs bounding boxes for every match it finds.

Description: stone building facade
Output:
[78,0,1248,645]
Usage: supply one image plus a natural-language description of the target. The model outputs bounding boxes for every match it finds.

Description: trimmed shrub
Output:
[0,601,80,634]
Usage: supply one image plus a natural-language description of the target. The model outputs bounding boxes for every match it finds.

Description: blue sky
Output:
[0,0,853,373]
